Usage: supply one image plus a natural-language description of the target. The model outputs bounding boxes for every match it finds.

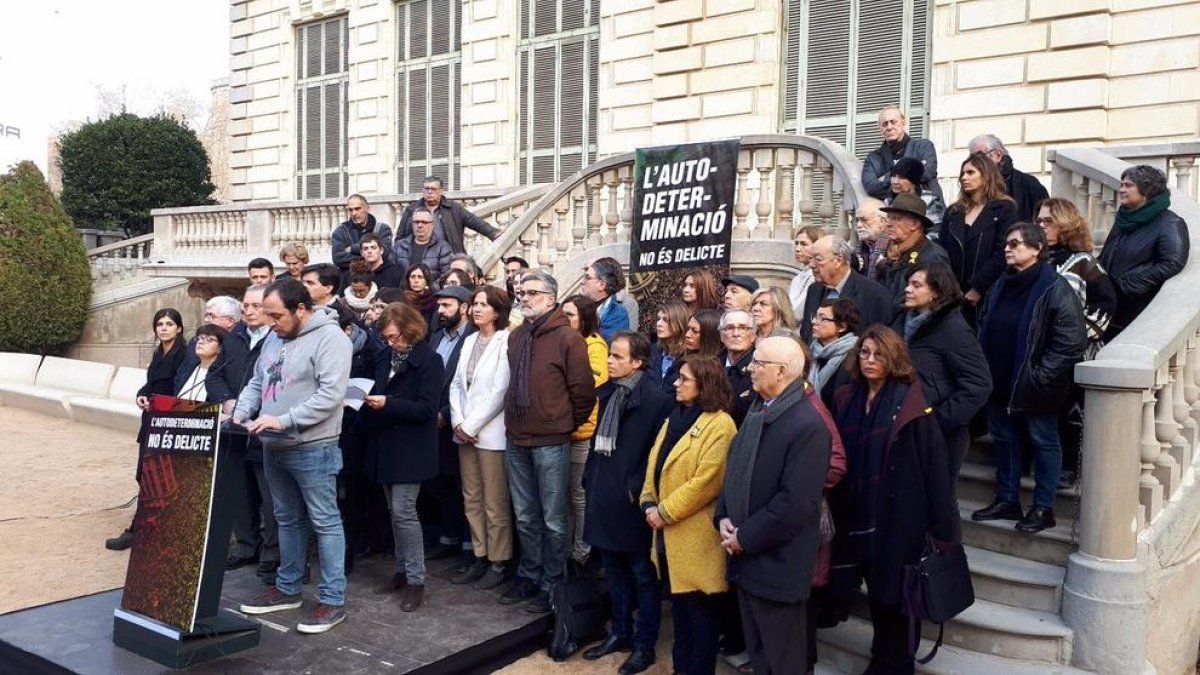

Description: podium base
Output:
[113,608,260,669]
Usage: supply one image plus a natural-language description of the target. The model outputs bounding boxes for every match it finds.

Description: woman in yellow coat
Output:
[640,355,736,675]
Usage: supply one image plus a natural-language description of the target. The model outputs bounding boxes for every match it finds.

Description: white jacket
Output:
[449,330,510,451]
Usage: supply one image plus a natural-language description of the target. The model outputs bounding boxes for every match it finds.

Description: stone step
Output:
[962,545,1065,613]
[957,461,1080,517]
[847,590,1073,664]
[818,614,1090,674]
[958,499,1076,566]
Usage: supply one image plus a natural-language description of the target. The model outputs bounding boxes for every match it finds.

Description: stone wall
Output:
[930,0,1200,194]
[458,0,519,189]
[68,283,203,369]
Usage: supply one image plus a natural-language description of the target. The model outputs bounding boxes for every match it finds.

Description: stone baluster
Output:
[464,229,479,258]
[1172,156,1197,200]
[604,172,620,245]
[775,148,797,241]
[1096,186,1117,250]
[1153,373,1183,501]
[619,171,634,242]
[518,220,537,269]
[1070,173,1088,213]
[1171,351,1196,467]
[754,148,775,239]
[817,161,836,230]
[587,178,604,247]
[1140,391,1164,524]
[572,193,587,254]
[797,152,815,225]
[554,200,570,258]
[536,213,553,267]
[1086,180,1103,237]
[832,183,849,242]
[1187,335,1200,443]
[734,151,752,239]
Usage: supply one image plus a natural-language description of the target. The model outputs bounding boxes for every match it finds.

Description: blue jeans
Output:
[599,547,662,651]
[385,483,425,586]
[988,402,1062,510]
[264,442,346,606]
[505,442,570,591]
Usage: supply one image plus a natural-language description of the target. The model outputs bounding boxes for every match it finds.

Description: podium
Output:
[112,396,260,668]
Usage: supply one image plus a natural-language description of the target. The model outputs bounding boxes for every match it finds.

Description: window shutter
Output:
[520,0,531,39]
[804,0,850,119]
[783,0,803,130]
[324,82,343,170]
[533,156,555,184]
[409,0,428,60]
[855,1,903,117]
[562,0,585,31]
[534,0,558,36]
[296,16,347,199]
[323,19,343,75]
[408,68,428,164]
[910,0,929,111]
[431,0,451,56]
[518,53,529,152]
[587,35,599,163]
[561,40,585,148]
[532,47,556,151]
[305,85,321,173]
[430,63,451,161]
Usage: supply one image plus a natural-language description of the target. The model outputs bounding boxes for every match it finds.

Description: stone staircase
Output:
[816,438,1083,673]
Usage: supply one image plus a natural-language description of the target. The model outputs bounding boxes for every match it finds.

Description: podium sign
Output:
[114,395,259,668]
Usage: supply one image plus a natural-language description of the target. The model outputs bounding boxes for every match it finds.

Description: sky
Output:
[0,1,228,175]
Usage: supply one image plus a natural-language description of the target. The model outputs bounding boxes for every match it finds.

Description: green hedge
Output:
[0,162,91,353]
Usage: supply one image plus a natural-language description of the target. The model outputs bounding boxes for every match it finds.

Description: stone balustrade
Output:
[477,134,869,285]
[1102,142,1200,204]
[144,185,550,280]
[87,234,154,291]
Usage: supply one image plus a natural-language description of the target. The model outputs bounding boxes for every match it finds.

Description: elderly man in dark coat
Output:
[581,331,674,674]
[716,336,831,675]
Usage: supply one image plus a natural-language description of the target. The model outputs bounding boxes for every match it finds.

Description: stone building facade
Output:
[225,0,1200,202]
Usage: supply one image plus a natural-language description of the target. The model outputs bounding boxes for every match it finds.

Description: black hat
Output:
[434,285,472,303]
[892,157,926,186]
[721,275,759,294]
[879,193,935,232]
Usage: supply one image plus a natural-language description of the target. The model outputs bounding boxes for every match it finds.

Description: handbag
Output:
[547,565,605,662]
[901,536,974,664]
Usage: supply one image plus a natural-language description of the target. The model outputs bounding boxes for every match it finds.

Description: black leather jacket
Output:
[1098,208,1189,339]
[979,264,1087,414]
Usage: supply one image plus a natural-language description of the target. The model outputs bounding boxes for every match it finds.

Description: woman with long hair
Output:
[562,294,610,566]
[941,152,1018,324]
[750,286,797,340]
[648,300,690,394]
[405,263,439,328]
[640,355,737,675]
[829,326,956,674]
[684,309,723,360]
[106,308,188,551]
[681,270,723,314]
[450,286,514,589]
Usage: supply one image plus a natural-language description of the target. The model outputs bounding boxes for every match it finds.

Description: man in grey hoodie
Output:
[234,278,353,634]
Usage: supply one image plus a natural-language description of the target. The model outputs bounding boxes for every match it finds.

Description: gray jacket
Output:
[234,310,351,450]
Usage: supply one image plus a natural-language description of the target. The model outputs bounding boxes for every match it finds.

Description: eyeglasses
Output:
[196,335,220,345]
[721,325,753,334]
[858,349,884,362]
[412,219,434,225]
[811,315,834,325]
[517,288,552,298]
[422,186,441,192]
[1004,238,1026,249]
[1034,217,1054,225]
[202,312,229,321]
[380,333,406,346]
[749,358,785,370]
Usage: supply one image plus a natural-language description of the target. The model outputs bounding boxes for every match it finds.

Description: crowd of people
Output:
[104,107,1190,674]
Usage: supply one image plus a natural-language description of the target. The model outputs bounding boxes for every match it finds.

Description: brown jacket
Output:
[504,308,597,447]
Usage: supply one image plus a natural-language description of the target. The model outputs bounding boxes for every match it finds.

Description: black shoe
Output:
[971,499,1023,522]
[526,590,551,613]
[473,564,510,591]
[1015,506,1056,533]
[105,529,135,551]
[384,572,408,592]
[1059,470,1079,489]
[425,542,459,560]
[225,554,258,571]
[455,550,474,575]
[618,647,656,674]
[583,633,634,660]
[452,558,488,585]
[499,578,539,605]
[257,560,280,576]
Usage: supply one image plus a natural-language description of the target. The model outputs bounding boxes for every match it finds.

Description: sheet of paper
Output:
[344,377,375,411]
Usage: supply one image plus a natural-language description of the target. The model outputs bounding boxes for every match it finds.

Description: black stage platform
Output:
[0,556,551,674]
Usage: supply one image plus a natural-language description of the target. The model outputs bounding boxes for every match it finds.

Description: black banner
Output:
[629,139,739,272]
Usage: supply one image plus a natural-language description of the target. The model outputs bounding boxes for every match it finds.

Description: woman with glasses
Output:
[893,263,991,533]
[174,323,238,407]
[972,222,1086,534]
[809,298,861,407]
[640,355,736,675]
[649,300,690,394]
[684,309,723,360]
[560,294,610,566]
[750,286,798,340]
[363,302,445,612]
[829,325,956,674]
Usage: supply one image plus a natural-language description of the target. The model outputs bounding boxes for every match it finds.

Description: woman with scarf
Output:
[648,300,690,394]
[581,331,675,673]
[809,298,861,407]
[339,260,379,321]
[829,325,956,674]
[1097,164,1189,340]
[640,355,736,675]
[106,308,189,551]
[404,262,439,330]
[363,302,445,613]
[892,263,991,534]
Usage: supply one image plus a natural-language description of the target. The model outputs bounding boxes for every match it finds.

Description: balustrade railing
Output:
[1050,147,1200,562]
[87,234,154,289]
[1102,142,1200,203]
[477,135,868,282]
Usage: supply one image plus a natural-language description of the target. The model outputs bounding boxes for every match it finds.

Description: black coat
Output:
[172,329,249,404]
[862,136,943,201]
[395,197,500,255]
[1002,160,1049,223]
[941,199,1018,298]
[799,270,895,342]
[893,305,991,434]
[430,322,476,475]
[331,214,394,270]
[873,238,950,309]
[1098,208,1190,339]
[979,263,1087,413]
[582,377,674,552]
[830,382,956,605]
[716,392,831,603]
[363,341,444,484]
[646,342,682,395]
[138,340,187,399]
[723,349,756,427]
[233,326,269,462]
